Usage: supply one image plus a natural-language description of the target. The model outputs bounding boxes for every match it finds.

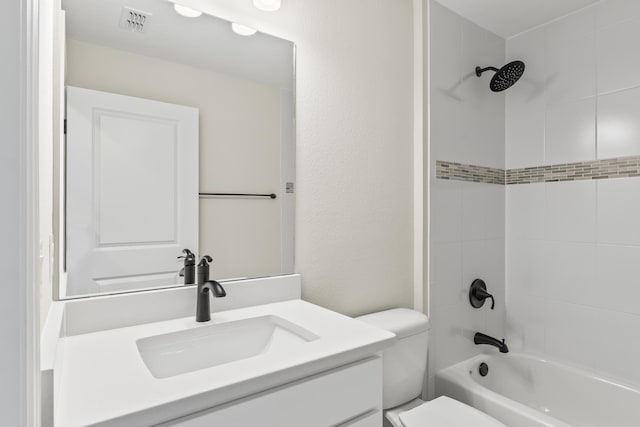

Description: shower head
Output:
[475,60,525,92]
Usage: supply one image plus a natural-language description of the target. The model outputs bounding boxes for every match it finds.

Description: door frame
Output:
[18,0,41,424]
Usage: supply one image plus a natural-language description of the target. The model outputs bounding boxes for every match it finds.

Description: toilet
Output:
[357,309,505,427]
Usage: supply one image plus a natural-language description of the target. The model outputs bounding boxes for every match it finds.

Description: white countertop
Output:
[54,299,395,426]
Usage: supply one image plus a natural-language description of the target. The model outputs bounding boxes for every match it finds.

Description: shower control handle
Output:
[469,279,495,310]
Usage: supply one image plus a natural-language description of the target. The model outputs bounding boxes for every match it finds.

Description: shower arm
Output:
[475,66,500,77]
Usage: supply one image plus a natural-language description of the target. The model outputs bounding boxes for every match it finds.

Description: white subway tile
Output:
[545,98,596,165]
[597,178,640,245]
[430,91,467,163]
[461,182,505,241]
[588,308,640,384]
[544,301,596,369]
[597,21,640,94]
[459,97,506,169]
[506,239,547,298]
[597,87,640,159]
[506,288,546,354]
[545,7,596,105]
[594,244,640,316]
[431,179,462,243]
[430,242,463,308]
[544,180,596,242]
[506,101,545,169]
[506,183,546,240]
[544,241,597,305]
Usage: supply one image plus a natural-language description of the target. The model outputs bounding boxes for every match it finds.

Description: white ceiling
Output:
[62,0,294,90]
[435,0,600,38]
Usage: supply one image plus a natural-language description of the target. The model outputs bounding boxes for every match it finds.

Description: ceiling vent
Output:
[119,7,152,33]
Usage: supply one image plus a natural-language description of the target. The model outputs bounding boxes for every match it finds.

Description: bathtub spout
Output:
[474,332,509,353]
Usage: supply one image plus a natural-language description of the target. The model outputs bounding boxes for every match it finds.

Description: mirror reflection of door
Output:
[65,87,199,297]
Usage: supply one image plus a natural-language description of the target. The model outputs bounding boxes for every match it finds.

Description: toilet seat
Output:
[391,396,506,427]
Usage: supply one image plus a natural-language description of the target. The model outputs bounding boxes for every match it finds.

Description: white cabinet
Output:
[159,357,383,427]
[341,412,382,427]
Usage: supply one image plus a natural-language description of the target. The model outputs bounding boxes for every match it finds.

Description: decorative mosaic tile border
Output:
[435,160,504,185]
[437,156,640,185]
[506,156,640,184]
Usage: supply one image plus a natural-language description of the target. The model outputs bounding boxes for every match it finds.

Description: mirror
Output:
[58,0,295,299]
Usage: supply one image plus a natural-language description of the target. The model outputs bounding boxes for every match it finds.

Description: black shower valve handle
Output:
[475,287,495,310]
[469,279,495,310]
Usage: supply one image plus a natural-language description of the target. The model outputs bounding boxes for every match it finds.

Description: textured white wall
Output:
[177,0,416,316]
[428,0,506,393]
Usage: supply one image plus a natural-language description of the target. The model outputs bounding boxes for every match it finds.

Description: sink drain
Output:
[479,362,489,377]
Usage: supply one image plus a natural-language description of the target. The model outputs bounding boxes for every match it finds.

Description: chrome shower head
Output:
[475,60,525,92]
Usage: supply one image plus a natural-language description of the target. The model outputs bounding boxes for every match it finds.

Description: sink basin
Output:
[136,315,319,379]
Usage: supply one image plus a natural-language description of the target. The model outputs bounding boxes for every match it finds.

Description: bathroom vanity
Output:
[42,275,394,426]
[41,3,394,425]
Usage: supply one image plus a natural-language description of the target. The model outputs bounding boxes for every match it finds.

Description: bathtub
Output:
[435,353,640,427]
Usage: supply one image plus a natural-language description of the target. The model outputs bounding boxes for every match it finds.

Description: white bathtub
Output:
[435,353,640,427]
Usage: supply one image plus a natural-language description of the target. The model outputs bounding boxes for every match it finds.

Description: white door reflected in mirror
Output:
[65,87,198,297]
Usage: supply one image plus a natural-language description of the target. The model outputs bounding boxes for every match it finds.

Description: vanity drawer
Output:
[338,411,382,427]
[160,357,382,427]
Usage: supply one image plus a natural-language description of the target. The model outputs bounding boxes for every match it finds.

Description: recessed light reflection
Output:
[232,23,258,36]
[253,0,282,12]
[600,119,635,147]
[174,4,202,18]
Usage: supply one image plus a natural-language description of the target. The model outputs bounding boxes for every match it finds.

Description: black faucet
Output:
[178,249,196,285]
[474,332,509,353]
[195,256,226,322]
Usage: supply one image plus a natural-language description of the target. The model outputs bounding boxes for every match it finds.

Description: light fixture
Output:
[173,4,202,18]
[232,23,257,36]
[253,0,281,12]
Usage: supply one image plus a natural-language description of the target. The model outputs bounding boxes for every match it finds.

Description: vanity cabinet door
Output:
[160,357,383,427]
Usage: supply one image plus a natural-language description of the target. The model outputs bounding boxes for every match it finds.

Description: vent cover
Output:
[119,7,152,33]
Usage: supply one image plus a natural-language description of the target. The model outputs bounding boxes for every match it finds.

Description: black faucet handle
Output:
[469,279,495,310]
[199,255,213,266]
[476,288,495,310]
[177,249,196,263]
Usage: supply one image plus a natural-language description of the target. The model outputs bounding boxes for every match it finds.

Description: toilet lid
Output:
[398,397,506,427]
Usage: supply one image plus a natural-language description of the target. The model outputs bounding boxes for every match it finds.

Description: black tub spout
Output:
[474,332,509,353]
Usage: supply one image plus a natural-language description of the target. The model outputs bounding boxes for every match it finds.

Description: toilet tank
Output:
[357,308,429,409]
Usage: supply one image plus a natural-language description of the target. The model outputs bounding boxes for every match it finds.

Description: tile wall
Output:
[506,0,640,384]
[428,1,506,392]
